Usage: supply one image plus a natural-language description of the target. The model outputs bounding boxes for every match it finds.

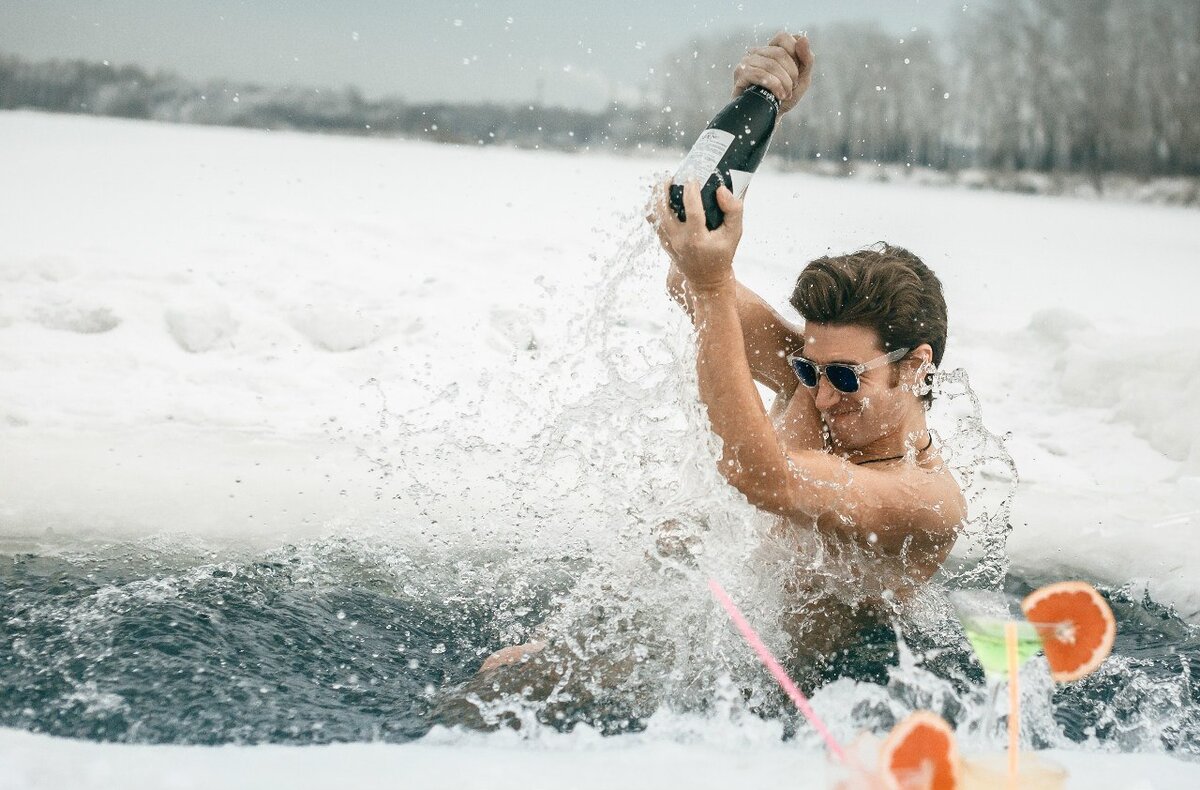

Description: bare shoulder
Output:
[925,455,966,518]
[785,449,965,550]
[890,456,965,535]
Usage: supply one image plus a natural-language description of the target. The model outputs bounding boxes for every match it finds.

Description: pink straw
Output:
[708,578,849,764]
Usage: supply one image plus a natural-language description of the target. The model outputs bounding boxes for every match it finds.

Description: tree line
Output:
[1,0,1197,179]
[656,0,1200,179]
[0,53,657,153]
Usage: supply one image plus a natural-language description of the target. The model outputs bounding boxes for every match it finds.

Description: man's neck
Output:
[839,410,931,464]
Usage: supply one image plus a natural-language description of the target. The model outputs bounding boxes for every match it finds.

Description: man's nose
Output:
[813,376,840,410]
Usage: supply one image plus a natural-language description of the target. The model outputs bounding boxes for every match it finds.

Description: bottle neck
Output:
[742,84,780,112]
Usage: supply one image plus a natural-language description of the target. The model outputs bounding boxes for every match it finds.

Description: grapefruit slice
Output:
[878,710,960,790]
[1021,581,1116,683]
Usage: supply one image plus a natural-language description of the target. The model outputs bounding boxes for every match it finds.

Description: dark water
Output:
[1,539,1197,758]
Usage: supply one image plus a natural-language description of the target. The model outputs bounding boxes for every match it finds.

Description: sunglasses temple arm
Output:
[861,347,911,372]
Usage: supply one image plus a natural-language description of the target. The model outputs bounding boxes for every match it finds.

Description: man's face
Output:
[800,323,913,451]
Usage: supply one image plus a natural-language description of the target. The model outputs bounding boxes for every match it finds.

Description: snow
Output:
[1,110,1199,785]
[1,724,1199,790]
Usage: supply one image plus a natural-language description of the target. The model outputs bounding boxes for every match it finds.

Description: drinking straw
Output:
[1005,621,1020,789]
[707,578,848,764]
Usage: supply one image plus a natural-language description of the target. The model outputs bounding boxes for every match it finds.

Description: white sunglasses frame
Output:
[785,346,911,393]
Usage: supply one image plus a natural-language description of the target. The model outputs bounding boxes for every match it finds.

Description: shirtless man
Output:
[652,32,965,638]
[477,32,964,681]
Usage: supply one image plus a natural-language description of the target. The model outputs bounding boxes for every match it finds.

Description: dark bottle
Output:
[670,84,780,230]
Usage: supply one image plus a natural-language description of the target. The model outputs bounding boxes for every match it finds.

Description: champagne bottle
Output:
[670,84,779,230]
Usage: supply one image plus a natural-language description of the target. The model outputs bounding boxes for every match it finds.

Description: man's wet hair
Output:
[789,242,948,404]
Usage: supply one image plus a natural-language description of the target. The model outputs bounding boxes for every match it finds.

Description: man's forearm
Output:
[689,278,799,512]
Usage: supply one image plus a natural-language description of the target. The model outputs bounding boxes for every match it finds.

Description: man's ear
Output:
[901,343,933,375]
[911,343,934,370]
[909,343,936,395]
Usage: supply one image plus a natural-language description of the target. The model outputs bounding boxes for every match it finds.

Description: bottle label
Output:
[728,169,753,200]
[672,128,735,186]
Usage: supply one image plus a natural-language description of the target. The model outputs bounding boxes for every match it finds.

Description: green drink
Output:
[950,589,1049,679]
[949,588,1068,783]
[960,616,1043,678]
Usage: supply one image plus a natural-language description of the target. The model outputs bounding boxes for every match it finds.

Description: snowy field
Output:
[1,110,1199,787]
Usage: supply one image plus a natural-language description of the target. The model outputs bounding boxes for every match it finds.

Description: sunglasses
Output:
[786,347,911,394]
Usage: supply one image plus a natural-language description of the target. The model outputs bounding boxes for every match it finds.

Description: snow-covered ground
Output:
[1,110,1198,786]
[2,722,1198,790]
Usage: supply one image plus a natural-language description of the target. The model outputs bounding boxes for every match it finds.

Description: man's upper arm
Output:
[760,451,960,548]
[735,282,803,395]
[668,266,803,395]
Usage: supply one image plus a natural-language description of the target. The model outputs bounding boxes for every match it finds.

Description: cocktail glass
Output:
[950,589,1067,788]
[949,590,1042,737]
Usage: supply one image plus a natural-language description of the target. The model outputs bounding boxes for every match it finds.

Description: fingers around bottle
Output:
[714,184,741,213]
[736,64,787,101]
[731,60,754,94]
[656,178,681,225]
[744,50,796,93]
[750,45,799,84]
[650,183,681,257]
[767,30,795,51]
[794,35,814,74]
[714,186,744,232]
[682,180,705,232]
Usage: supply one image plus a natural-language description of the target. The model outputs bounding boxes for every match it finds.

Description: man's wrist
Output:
[685,273,736,296]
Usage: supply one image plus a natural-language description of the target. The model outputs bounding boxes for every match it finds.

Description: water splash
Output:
[928,367,1019,590]
[333,204,1041,738]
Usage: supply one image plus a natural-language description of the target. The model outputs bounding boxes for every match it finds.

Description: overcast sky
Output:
[1,0,968,110]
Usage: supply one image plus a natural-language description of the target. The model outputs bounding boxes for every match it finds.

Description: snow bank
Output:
[3,725,1200,790]
[1040,314,1200,472]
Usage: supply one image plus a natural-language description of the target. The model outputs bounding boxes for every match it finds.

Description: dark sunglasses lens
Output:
[791,359,818,388]
[826,365,860,393]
